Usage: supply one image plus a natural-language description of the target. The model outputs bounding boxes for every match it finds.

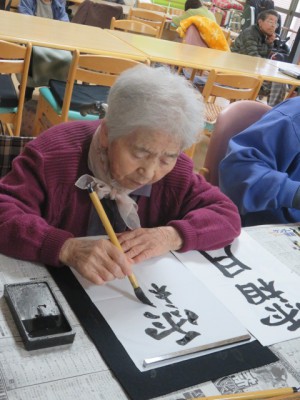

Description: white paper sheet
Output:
[72,253,250,372]
[175,230,300,347]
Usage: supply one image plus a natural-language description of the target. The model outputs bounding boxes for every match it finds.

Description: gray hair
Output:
[105,65,204,150]
[257,9,279,22]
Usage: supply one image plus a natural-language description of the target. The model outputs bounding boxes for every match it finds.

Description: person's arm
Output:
[118,158,241,263]
[241,35,268,57]
[219,111,300,215]
[19,0,35,15]
[0,144,133,284]
[233,27,272,58]
[0,146,73,266]
[171,11,187,28]
[52,0,69,21]
[165,173,241,251]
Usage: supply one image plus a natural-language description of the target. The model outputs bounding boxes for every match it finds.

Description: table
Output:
[0,224,300,400]
[107,29,300,87]
[0,11,147,61]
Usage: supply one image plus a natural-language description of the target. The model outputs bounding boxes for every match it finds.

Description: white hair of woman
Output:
[105,64,204,150]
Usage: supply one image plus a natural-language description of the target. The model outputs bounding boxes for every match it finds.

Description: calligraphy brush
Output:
[190,386,300,400]
[87,185,154,307]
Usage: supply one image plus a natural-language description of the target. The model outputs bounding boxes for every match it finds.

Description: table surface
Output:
[0,224,300,399]
[0,11,147,61]
[107,29,300,86]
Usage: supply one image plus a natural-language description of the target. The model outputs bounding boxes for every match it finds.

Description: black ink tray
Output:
[4,281,75,350]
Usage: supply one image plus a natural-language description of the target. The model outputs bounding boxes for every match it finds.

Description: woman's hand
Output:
[117,227,183,263]
[59,238,133,285]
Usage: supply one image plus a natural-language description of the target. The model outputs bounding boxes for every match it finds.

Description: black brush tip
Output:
[134,287,155,307]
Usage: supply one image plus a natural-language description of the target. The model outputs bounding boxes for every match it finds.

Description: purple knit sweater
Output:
[0,120,241,267]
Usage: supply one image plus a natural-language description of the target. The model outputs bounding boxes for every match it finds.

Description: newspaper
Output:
[0,224,299,399]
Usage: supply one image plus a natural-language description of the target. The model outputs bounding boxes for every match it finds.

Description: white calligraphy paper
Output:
[175,230,300,347]
[72,252,250,371]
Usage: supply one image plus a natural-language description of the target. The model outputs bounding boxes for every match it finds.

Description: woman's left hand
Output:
[117,227,183,263]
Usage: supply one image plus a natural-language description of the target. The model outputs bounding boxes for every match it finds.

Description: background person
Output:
[172,0,216,28]
[231,9,286,107]
[0,65,241,285]
[219,97,300,226]
[19,0,69,20]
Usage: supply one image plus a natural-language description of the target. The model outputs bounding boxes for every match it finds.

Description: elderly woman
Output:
[0,65,240,284]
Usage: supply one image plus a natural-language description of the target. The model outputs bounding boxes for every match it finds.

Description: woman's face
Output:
[101,126,182,190]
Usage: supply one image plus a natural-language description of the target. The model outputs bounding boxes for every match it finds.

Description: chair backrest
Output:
[201,100,272,186]
[214,11,223,25]
[183,24,208,47]
[221,27,231,46]
[72,0,123,29]
[128,7,166,38]
[110,16,160,37]
[202,69,263,103]
[3,0,18,10]
[136,1,167,12]
[60,50,143,121]
[168,7,184,16]
[0,40,32,136]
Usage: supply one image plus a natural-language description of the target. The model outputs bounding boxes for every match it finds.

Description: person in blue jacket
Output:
[19,0,69,21]
[219,97,300,226]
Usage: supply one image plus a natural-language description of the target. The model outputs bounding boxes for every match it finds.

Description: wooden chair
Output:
[3,0,19,11]
[136,1,167,13]
[0,40,32,136]
[285,61,300,99]
[221,27,231,46]
[168,7,184,16]
[200,100,271,185]
[33,50,144,135]
[202,69,263,137]
[128,8,166,38]
[214,11,223,25]
[110,16,160,37]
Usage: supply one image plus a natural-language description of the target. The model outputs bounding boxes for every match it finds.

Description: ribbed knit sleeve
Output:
[138,154,241,251]
[0,120,100,266]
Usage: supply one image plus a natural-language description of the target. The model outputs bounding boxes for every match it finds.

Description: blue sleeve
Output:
[219,108,300,215]
[19,0,35,15]
[53,0,69,21]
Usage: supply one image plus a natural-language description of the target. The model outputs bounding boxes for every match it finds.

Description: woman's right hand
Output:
[59,237,133,285]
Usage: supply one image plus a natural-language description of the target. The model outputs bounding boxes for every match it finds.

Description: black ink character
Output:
[236,279,287,305]
[261,302,300,331]
[145,309,200,345]
[149,284,173,305]
[236,278,300,331]
[144,284,201,345]
[201,245,251,278]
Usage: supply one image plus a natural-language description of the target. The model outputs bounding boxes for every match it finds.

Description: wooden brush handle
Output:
[88,190,139,289]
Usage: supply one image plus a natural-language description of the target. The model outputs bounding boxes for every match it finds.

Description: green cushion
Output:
[0,107,17,114]
[39,87,99,121]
